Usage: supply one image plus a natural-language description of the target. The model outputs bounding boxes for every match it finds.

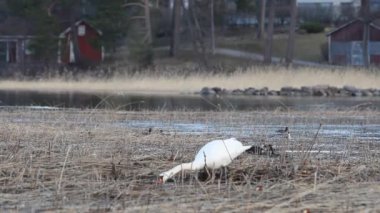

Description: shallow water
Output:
[122,120,380,140]
[120,119,380,157]
[0,90,380,111]
[1,90,379,156]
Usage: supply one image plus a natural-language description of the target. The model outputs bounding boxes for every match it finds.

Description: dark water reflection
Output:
[0,90,380,111]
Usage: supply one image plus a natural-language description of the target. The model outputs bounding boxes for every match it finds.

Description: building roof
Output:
[326,18,380,36]
[59,19,102,38]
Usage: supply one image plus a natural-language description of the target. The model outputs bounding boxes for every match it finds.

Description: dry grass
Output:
[0,108,380,212]
[0,66,379,93]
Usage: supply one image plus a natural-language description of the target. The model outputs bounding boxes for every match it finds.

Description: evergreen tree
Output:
[236,0,256,13]
[89,0,128,52]
[6,0,59,62]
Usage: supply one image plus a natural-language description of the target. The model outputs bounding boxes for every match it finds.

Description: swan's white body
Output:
[159,138,252,183]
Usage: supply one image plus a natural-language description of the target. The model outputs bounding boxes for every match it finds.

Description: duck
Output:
[158,138,274,183]
[276,126,291,140]
[142,127,153,135]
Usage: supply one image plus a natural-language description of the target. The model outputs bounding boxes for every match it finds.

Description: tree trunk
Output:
[264,0,274,64]
[361,0,370,67]
[190,1,206,55]
[189,0,208,66]
[183,0,198,54]
[143,0,152,43]
[285,0,297,66]
[257,0,266,39]
[210,0,215,54]
[170,0,181,56]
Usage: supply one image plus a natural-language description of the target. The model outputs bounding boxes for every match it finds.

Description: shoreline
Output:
[0,67,379,94]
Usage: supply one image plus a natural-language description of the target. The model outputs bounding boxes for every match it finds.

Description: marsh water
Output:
[1,90,380,111]
[1,89,380,156]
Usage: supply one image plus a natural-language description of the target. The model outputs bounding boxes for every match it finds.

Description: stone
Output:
[313,89,326,96]
[221,89,230,95]
[244,87,256,95]
[372,89,380,96]
[231,89,244,95]
[361,90,373,97]
[268,90,279,96]
[343,85,359,94]
[259,87,269,96]
[280,91,291,96]
[281,86,295,92]
[337,89,350,96]
[313,85,330,90]
[200,87,216,96]
[211,87,222,94]
[301,86,313,96]
[352,91,362,97]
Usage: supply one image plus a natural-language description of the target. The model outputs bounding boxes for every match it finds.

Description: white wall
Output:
[298,0,354,6]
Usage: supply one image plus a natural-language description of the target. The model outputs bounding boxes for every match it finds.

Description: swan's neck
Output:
[160,162,193,182]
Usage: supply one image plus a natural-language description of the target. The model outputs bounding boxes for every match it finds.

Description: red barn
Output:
[58,20,104,64]
[327,18,380,66]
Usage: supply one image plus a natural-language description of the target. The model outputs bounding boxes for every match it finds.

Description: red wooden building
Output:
[58,20,104,65]
[327,18,380,66]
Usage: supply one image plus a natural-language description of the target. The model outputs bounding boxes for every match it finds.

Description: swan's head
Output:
[157,173,169,184]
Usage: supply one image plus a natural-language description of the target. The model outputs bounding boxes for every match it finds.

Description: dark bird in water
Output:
[142,127,153,135]
[276,126,291,140]
[276,126,288,133]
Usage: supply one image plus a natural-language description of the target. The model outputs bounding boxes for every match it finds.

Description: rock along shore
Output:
[198,85,380,97]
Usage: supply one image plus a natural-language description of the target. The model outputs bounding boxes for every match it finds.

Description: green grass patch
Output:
[217,32,326,62]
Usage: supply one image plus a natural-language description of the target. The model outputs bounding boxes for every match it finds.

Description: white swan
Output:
[158,138,272,183]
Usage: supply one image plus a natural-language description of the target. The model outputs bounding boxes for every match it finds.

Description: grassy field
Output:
[217,32,326,62]
[0,66,379,93]
[0,108,379,212]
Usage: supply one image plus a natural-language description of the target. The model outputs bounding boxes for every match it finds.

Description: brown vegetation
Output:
[0,66,380,94]
[0,108,379,211]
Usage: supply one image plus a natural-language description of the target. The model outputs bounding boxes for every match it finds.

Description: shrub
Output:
[300,22,325,33]
[129,40,154,68]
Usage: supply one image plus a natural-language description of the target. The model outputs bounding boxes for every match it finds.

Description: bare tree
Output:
[210,0,215,54]
[257,0,266,39]
[285,0,297,66]
[264,0,275,64]
[186,0,208,65]
[143,0,152,43]
[361,0,370,67]
[340,2,355,21]
[190,1,207,56]
[170,0,182,56]
[183,0,198,54]
[123,0,152,44]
